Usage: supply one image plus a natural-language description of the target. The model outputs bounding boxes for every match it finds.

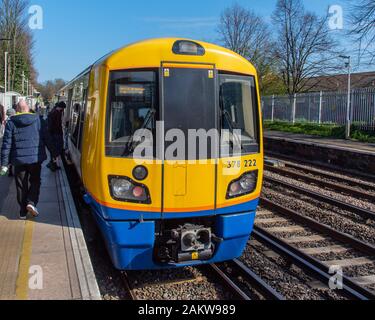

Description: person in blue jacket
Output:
[0,100,56,220]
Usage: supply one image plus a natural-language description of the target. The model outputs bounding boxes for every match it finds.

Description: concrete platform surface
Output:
[0,161,101,300]
[265,130,375,155]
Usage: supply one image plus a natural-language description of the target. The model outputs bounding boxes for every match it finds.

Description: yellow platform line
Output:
[15,220,34,300]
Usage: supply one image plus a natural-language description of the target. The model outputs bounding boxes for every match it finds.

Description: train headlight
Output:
[227,171,258,199]
[112,179,132,197]
[172,40,205,56]
[109,176,151,204]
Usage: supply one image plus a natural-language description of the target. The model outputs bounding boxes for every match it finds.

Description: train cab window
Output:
[106,70,158,158]
[219,74,259,155]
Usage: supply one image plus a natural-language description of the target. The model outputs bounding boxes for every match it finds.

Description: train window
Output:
[78,88,88,151]
[106,70,158,158]
[163,67,216,160]
[219,74,259,155]
[70,102,81,147]
[67,89,73,119]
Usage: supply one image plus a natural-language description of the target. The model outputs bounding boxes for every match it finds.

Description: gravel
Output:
[127,267,234,300]
[342,264,375,279]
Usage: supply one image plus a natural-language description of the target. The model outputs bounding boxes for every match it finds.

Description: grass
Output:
[264,121,375,143]
[351,129,375,143]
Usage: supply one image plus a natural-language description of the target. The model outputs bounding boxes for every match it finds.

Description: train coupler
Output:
[155,223,216,263]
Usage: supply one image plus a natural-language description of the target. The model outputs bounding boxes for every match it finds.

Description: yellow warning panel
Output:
[192,252,199,260]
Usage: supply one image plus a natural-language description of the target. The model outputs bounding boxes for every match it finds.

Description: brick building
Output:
[306,71,375,92]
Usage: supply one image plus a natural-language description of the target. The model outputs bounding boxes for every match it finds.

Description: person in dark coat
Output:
[0,100,56,219]
[47,101,66,171]
[0,104,5,138]
[0,104,5,126]
[4,107,16,177]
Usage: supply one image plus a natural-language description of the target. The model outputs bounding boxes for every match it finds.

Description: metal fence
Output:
[262,87,375,131]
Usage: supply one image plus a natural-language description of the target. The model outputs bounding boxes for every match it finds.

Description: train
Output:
[57,38,264,270]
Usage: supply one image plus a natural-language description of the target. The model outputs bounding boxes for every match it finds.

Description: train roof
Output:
[60,38,257,92]
[96,38,257,75]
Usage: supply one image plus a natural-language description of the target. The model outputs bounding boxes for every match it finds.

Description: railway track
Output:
[270,161,375,191]
[265,164,375,203]
[265,151,375,182]
[121,271,138,300]
[208,260,285,300]
[120,262,285,301]
[256,199,375,300]
[264,176,375,222]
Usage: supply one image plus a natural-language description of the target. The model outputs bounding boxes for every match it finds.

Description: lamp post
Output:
[4,52,8,94]
[0,38,13,108]
[5,52,21,94]
[339,55,352,140]
[22,71,25,94]
[0,38,12,106]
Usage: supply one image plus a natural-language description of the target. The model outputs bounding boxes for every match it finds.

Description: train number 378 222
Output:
[226,159,257,169]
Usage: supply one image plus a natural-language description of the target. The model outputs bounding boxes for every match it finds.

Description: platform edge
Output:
[57,160,102,300]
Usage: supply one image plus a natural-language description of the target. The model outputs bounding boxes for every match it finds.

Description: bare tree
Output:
[217,4,278,93]
[349,0,375,64]
[0,0,36,93]
[273,0,340,94]
[36,79,66,103]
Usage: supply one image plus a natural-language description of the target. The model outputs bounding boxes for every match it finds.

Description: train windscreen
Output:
[105,70,158,158]
[219,74,259,155]
[105,69,259,159]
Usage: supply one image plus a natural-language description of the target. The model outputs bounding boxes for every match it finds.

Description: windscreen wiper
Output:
[123,109,156,156]
[222,109,243,151]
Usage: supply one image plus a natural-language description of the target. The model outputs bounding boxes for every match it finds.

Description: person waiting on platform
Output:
[4,107,16,177]
[47,101,66,172]
[0,104,5,137]
[0,100,56,220]
[7,106,16,119]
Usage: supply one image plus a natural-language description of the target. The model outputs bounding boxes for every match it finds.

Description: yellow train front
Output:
[59,38,264,270]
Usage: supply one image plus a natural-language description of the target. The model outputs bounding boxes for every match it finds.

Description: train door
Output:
[161,63,218,216]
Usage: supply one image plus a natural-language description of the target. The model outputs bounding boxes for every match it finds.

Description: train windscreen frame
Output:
[219,74,260,156]
[105,69,159,158]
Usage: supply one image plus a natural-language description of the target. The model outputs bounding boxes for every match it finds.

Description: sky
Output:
[31,0,351,82]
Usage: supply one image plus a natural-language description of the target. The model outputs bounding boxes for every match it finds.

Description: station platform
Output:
[0,161,101,300]
[264,130,375,175]
[264,130,375,155]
